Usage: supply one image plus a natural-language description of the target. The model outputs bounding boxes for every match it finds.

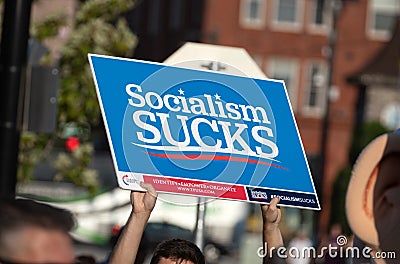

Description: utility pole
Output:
[318,0,342,236]
[195,197,207,250]
[0,0,32,200]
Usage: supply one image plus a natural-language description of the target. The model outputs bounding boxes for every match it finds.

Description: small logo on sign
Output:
[122,175,138,186]
[250,190,268,200]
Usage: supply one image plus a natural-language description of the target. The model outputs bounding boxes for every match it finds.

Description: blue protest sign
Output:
[89,54,320,210]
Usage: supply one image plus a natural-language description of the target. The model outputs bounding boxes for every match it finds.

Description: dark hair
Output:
[150,239,205,264]
[0,199,75,253]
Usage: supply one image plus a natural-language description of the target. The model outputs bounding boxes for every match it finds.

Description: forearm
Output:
[262,222,285,264]
[263,222,283,249]
[109,212,150,264]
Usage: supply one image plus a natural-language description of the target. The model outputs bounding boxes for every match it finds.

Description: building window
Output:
[367,0,400,40]
[278,0,296,22]
[271,0,303,32]
[267,58,299,111]
[303,61,328,117]
[308,0,332,34]
[239,0,266,29]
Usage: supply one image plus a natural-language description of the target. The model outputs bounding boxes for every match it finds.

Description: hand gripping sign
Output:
[88,54,320,210]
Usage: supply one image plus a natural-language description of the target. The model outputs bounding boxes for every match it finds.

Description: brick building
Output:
[201,0,399,236]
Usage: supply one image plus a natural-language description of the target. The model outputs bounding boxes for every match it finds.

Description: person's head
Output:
[150,239,205,264]
[0,199,76,263]
[346,129,400,260]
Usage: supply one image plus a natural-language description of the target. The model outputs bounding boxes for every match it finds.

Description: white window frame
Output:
[271,0,304,32]
[239,0,267,29]
[302,60,328,117]
[366,0,400,40]
[307,0,332,35]
[266,57,299,111]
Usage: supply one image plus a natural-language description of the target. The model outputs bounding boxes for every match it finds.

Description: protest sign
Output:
[89,53,320,209]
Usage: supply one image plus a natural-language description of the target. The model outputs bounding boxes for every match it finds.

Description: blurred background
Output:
[0,0,399,263]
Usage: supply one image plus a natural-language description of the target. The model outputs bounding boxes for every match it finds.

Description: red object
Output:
[66,137,80,151]
[112,224,121,236]
[143,175,247,200]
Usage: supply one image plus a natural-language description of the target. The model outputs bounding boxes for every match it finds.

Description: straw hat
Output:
[346,129,400,255]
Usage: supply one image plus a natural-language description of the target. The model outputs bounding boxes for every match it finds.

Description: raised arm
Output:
[261,197,285,264]
[109,182,157,264]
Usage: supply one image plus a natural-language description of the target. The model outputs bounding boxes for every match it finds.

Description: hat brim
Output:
[345,134,387,247]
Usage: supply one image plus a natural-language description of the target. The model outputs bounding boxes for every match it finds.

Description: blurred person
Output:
[0,198,77,263]
[110,183,283,264]
[109,182,205,264]
[320,223,346,264]
[287,230,312,264]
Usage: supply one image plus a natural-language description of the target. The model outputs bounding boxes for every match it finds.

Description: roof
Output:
[164,42,267,79]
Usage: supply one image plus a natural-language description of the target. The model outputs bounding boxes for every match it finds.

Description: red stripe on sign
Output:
[143,175,247,200]
[146,152,288,170]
